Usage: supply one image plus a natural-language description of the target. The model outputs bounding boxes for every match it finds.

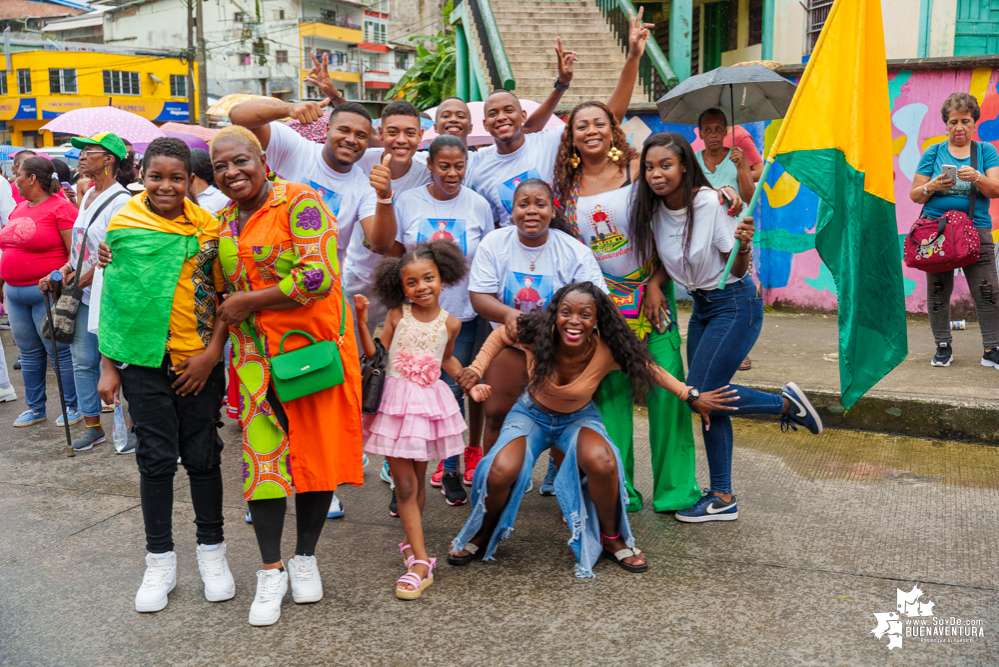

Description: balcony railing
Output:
[299,16,361,30]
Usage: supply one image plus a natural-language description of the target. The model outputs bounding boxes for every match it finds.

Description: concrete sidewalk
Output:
[675,306,999,443]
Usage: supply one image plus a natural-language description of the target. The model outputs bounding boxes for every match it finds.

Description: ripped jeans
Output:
[927,229,999,349]
[451,393,634,579]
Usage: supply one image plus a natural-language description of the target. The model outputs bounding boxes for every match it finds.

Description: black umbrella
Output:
[656,64,798,289]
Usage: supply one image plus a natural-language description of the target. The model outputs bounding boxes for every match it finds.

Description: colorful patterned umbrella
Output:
[40,106,165,143]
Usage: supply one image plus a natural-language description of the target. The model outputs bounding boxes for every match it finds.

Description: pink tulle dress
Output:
[362,304,467,461]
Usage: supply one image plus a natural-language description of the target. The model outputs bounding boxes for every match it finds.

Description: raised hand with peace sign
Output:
[628,7,655,59]
[304,52,344,105]
[554,37,578,89]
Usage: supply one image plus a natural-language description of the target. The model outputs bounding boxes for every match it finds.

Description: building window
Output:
[365,20,386,44]
[727,0,739,51]
[234,11,245,22]
[395,52,409,69]
[0,72,6,96]
[103,70,141,96]
[320,8,335,20]
[17,69,31,94]
[169,74,187,97]
[49,68,78,94]
[748,0,763,46]
[276,50,288,64]
[306,84,320,99]
[274,9,285,20]
[806,0,833,54]
[238,53,251,66]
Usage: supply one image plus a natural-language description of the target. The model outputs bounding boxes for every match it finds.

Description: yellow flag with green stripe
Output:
[769,0,907,409]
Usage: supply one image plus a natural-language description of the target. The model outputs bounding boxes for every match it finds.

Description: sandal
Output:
[398,542,415,567]
[601,533,648,573]
[446,542,480,566]
[738,356,752,371]
[396,558,436,600]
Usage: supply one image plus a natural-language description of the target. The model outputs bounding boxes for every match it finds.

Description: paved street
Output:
[1,329,998,666]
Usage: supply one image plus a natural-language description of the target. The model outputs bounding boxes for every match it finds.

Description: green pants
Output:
[593,329,701,512]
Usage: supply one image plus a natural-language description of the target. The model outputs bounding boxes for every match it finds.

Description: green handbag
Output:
[247,286,347,403]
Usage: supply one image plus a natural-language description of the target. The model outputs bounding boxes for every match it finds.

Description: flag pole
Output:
[716,158,773,289]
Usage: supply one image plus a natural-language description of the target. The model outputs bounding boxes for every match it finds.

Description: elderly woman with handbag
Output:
[909,93,999,370]
[211,126,364,627]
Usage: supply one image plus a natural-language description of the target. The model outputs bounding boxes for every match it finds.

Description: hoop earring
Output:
[570,148,581,169]
[607,146,623,163]
[593,325,600,338]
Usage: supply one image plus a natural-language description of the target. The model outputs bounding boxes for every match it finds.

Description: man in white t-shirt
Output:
[229,96,397,521]
[228,98,397,269]
[466,40,578,227]
[341,101,432,338]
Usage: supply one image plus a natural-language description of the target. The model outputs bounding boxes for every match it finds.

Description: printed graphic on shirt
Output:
[939,179,973,197]
[309,180,342,217]
[584,205,628,257]
[72,228,93,265]
[498,169,542,214]
[502,271,553,315]
[416,218,467,253]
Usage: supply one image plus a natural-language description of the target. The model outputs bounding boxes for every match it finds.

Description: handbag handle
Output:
[278,329,318,354]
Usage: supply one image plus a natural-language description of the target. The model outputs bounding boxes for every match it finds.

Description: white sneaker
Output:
[287,554,323,604]
[196,543,235,602]
[248,568,288,626]
[0,386,16,403]
[135,552,177,612]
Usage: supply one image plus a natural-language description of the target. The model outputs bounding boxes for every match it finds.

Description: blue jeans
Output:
[452,393,634,578]
[6,283,79,414]
[71,301,102,418]
[686,275,783,495]
[440,317,478,472]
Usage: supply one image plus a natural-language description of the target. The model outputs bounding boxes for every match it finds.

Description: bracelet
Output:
[377,191,394,205]
[738,244,752,255]
[974,171,982,184]
[923,185,930,197]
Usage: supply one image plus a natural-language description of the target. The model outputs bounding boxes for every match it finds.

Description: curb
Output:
[739,382,999,445]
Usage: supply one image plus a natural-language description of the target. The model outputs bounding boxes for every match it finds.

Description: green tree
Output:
[387,1,455,109]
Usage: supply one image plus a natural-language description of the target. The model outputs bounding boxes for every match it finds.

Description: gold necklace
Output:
[519,239,547,271]
[583,159,614,184]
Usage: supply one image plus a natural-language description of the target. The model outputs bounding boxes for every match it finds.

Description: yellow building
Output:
[1,41,195,148]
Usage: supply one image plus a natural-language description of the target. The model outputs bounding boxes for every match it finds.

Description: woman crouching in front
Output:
[449,282,736,577]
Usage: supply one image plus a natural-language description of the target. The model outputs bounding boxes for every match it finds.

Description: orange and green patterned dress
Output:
[218,179,363,501]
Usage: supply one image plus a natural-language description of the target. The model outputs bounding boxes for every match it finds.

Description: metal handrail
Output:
[594,0,678,98]
[467,0,514,90]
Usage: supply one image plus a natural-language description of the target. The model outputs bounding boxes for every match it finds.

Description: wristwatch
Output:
[554,78,570,92]
[922,185,930,196]
[686,388,700,405]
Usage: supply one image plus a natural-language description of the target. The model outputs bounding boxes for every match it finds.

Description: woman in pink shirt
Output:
[1,157,81,427]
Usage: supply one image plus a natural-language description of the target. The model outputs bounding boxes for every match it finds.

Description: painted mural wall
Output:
[622,65,999,315]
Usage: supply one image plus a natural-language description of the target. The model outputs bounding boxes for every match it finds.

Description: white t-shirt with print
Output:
[469,226,608,327]
[265,121,377,265]
[652,188,738,291]
[71,184,130,306]
[465,127,563,227]
[574,181,642,278]
[395,185,494,321]
[343,151,434,287]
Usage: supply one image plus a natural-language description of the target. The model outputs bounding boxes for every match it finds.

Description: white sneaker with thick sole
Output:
[196,543,236,602]
[135,552,177,612]
[0,386,17,403]
[287,554,323,603]
[248,569,288,626]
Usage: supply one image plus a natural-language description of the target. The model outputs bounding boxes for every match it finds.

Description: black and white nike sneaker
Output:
[932,342,953,367]
[780,382,823,434]
[676,490,738,523]
[981,348,999,370]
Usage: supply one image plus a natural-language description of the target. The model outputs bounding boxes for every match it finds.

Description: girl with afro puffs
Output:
[354,239,474,600]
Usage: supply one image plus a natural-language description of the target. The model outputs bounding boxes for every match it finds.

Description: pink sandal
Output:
[398,542,415,567]
[396,557,436,600]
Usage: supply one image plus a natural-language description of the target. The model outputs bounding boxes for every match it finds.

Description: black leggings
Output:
[248,491,334,564]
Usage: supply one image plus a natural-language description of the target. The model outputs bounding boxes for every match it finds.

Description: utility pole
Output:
[196,0,208,126]
[186,0,196,124]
